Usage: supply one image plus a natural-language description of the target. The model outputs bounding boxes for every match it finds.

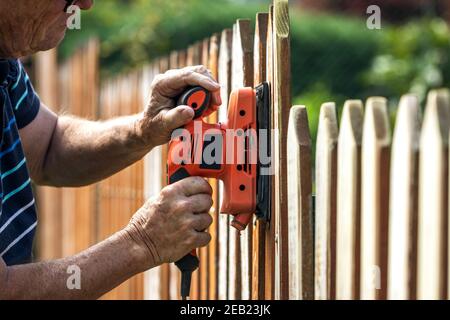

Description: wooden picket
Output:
[360,98,391,300]
[33,0,450,300]
[417,89,449,299]
[387,95,420,300]
[314,102,338,300]
[287,105,313,300]
[336,100,363,300]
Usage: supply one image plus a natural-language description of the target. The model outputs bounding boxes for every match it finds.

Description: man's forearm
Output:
[0,230,150,300]
[41,113,151,187]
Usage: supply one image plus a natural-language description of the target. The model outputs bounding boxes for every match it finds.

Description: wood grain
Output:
[273,0,291,300]
[336,100,363,300]
[315,102,338,300]
[287,106,313,300]
[360,97,391,300]
[387,95,420,300]
[217,28,233,301]
[252,12,269,301]
[417,89,450,300]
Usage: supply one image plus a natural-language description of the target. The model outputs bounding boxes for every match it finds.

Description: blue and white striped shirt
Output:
[0,59,40,266]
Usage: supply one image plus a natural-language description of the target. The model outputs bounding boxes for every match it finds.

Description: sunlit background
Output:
[59,0,450,141]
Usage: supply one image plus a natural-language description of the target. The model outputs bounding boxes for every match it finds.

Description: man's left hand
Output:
[137,65,222,148]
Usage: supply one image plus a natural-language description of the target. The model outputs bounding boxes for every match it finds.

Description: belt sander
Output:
[167,82,271,300]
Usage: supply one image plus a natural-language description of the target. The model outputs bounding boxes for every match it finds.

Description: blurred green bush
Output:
[60,0,450,141]
[60,0,265,76]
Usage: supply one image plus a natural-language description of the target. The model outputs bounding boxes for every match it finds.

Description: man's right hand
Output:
[124,177,213,270]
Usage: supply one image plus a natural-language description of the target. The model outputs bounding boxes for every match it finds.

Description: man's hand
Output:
[138,65,222,148]
[125,177,214,268]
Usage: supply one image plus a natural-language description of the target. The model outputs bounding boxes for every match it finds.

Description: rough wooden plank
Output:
[169,51,179,69]
[34,49,63,260]
[387,95,420,300]
[417,89,450,300]
[252,12,269,301]
[314,102,338,300]
[336,100,363,300]
[207,33,220,301]
[360,97,391,300]
[231,19,254,300]
[187,42,202,67]
[265,5,275,300]
[287,105,313,300]
[273,0,291,300]
[178,50,187,68]
[217,28,233,301]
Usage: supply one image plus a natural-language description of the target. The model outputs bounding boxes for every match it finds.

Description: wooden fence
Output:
[33,0,450,300]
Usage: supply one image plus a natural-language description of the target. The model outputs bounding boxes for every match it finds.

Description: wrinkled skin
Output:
[126,177,214,265]
[0,0,93,58]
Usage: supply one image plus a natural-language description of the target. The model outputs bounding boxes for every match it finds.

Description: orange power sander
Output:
[167,82,271,300]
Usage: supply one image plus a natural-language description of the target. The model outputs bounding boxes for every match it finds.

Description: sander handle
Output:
[171,86,211,300]
[177,86,211,119]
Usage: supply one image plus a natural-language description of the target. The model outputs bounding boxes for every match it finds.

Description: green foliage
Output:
[293,83,343,142]
[363,18,450,105]
[60,0,265,76]
[290,11,381,101]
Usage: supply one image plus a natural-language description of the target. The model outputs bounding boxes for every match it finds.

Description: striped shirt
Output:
[0,59,40,266]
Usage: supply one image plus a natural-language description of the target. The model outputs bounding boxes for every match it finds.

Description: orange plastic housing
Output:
[167,87,257,230]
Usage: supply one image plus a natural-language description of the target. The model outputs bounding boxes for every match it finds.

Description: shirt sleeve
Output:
[7,60,41,129]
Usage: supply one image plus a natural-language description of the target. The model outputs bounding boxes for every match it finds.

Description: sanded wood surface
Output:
[336,100,363,300]
[265,5,275,300]
[417,89,450,300]
[287,106,313,300]
[272,0,291,300]
[387,95,420,300]
[314,102,338,300]
[207,33,220,301]
[360,97,391,300]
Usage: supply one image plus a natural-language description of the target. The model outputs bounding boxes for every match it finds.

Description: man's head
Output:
[0,0,93,59]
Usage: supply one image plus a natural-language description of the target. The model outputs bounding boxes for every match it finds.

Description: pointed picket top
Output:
[360,97,391,300]
[274,0,289,39]
[336,100,363,300]
[272,0,292,300]
[387,95,421,300]
[417,89,450,300]
[315,102,338,300]
[287,105,313,300]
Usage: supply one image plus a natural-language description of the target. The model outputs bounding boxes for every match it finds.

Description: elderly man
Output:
[0,0,220,299]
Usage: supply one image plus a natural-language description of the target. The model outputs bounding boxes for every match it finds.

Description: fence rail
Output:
[33,0,450,300]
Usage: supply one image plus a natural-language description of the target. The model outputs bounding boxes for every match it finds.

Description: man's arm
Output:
[0,231,146,300]
[0,177,213,300]
[21,66,221,187]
